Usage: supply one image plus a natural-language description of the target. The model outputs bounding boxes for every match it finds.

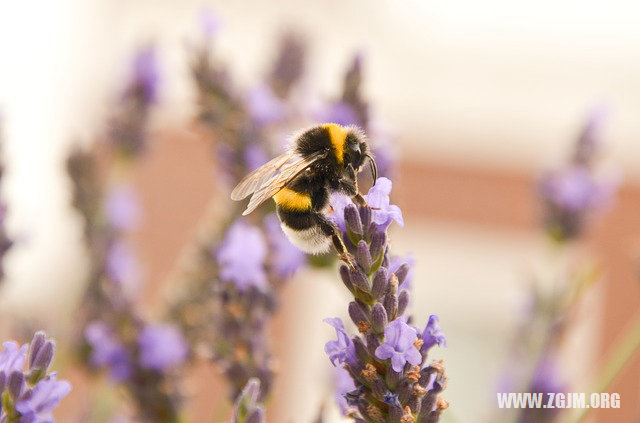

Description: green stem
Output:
[568,313,640,423]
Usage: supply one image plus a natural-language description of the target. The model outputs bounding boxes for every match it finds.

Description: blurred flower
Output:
[246,85,285,126]
[263,215,305,279]
[317,101,359,127]
[375,319,421,372]
[105,183,141,231]
[85,322,132,382]
[268,32,306,99]
[538,109,617,241]
[244,144,269,173]
[105,241,142,292]
[217,220,268,291]
[127,46,159,105]
[139,324,189,372]
[200,8,222,39]
[334,367,356,416]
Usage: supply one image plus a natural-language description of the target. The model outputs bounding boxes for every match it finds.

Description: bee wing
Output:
[230,150,296,201]
[239,150,326,216]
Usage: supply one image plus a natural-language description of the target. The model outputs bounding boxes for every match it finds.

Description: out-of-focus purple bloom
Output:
[421,315,447,353]
[217,220,267,291]
[263,215,305,279]
[105,241,142,290]
[334,366,356,415]
[85,322,132,382]
[365,177,404,229]
[105,184,140,231]
[574,105,608,167]
[233,378,265,423]
[127,47,159,105]
[374,319,421,372]
[323,318,356,367]
[244,143,269,173]
[15,375,71,423]
[200,8,222,39]
[317,101,359,127]
[246,85,285,126]
[139,324,188,372]
[0,342,28,376]
[539,167,605,212]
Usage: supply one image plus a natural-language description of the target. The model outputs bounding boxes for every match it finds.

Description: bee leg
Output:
[314,212,355,269]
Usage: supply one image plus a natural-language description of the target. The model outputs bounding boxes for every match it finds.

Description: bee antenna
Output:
[365,153,378,182]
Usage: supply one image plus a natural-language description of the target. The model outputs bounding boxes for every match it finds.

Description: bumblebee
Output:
[231,123,377,266]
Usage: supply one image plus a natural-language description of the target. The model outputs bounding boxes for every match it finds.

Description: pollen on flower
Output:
[413,338,424,350]
[437,397,450,411]
[366,404,384,421]
[226,302,244,319]
[431,359,445,374]
[400,405,415,423]
[407,365,421,382]
[357,321,371,333]
[413,384,427,397]
[361,363,377,381]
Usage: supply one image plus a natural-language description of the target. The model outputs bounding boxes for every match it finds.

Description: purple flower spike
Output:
[246,85,286,126]
[15,375,72,422]
[318,101,360,127]
[421,315,447,353]
[364,178,403,229]
[374,319,421,372]
[323,318,356,367]
[129,47,159,105]
[139,324,188,372]
[0,342,28,376]
[216,220,268,291]
[264,215,305,279]
[328,193,354,232]
[105,183,141,231]
[85,322,132,382]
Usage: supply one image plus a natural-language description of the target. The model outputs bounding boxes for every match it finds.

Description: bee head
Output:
[345,128,377,182]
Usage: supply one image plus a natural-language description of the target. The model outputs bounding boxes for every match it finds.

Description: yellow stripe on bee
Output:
[323,123,346,164]
[273,188,312,211]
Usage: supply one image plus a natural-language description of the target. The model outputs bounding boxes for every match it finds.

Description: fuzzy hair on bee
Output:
[230,123,377,267]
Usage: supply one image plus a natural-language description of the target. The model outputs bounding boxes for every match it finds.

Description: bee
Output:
[230,123,377,267]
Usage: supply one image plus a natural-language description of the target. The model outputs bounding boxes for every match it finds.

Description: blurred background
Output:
[0,0,638,422]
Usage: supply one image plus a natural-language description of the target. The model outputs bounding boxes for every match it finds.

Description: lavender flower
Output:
[217,220,268,291]
[267,32,306,99]
[324,318,357,367]
[85,322,132,382]
[105,183,141,231]
[264,215,305,280]
[420,316,446,353]
[0,332,71,423]
[139,324,188,372]
[375,319,422,372]
[538,109,617,241]
[323,178,448,422]
[246,85,286,126]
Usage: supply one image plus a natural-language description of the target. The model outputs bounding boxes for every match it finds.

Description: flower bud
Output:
[356,240,372,273]
[246,407,264,423]
[397,290,409,317]
[350,268,371,292]
[28,332,46,369]
[353,337,370,364]
[31,340,54,372]
[369,231,386,263]
[8,370,24,399]
[371,267,388,299]
[359,205,372,230]
[348,301,370,329]
[371,303,388,333]
[339,265,354,292]
[0,371,6,393]
[383,293,398,321]
[365,333,381,356]
[345,205,363,235]
[394,263,410,286]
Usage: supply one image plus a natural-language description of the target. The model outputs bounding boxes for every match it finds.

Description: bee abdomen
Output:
[273,187,312,211]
